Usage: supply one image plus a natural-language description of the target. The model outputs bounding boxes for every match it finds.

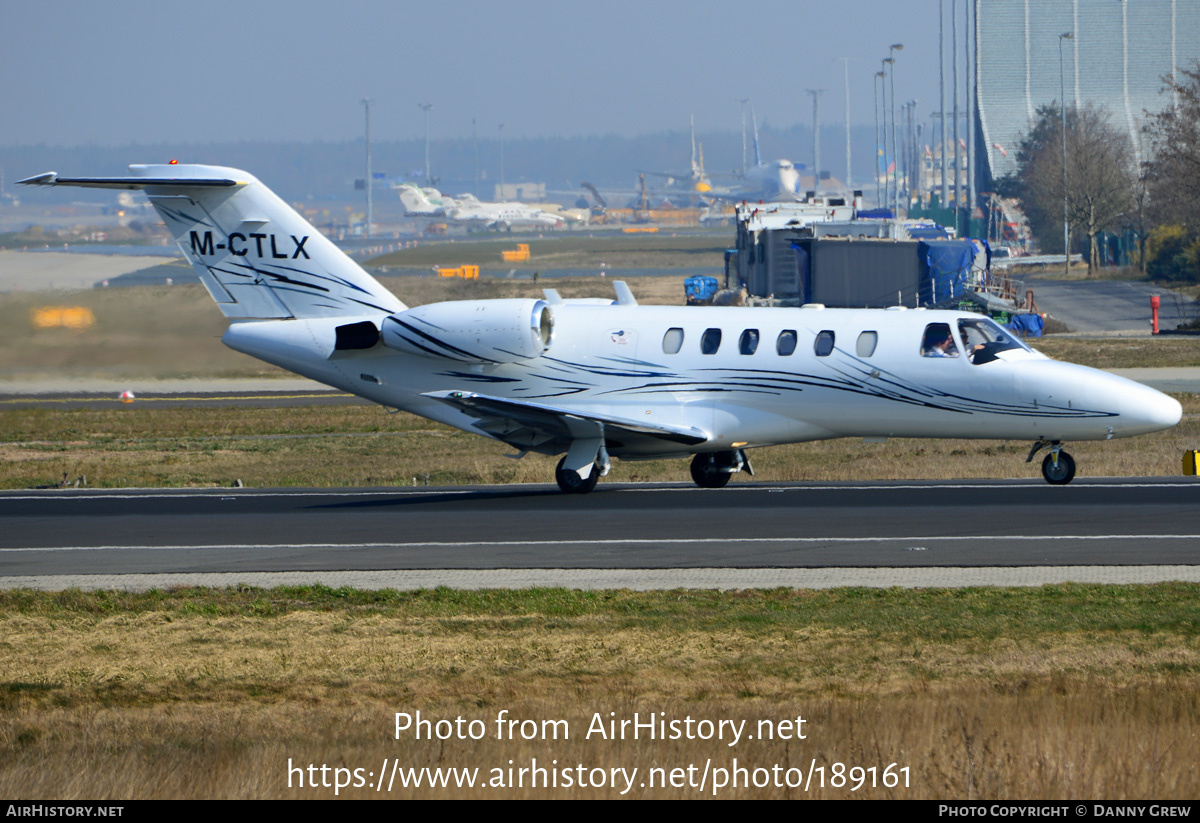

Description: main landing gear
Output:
[554,449,755,494]
[690,450,754,489]
[555,456,600,494]
[1027,440,1076,485]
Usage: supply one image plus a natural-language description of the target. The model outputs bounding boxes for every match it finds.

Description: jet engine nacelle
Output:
[381,298,553,364]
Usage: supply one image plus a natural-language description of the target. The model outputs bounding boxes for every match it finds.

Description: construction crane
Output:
[580,182,609,221]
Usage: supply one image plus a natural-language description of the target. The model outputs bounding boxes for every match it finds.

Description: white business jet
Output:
[20,164,1182,492]
[398,183,563,230]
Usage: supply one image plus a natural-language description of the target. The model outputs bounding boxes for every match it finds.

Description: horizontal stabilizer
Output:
[424,390,709,447]
[18,172,241,189]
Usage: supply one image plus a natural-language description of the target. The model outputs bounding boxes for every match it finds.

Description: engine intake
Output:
[381,299,553,364]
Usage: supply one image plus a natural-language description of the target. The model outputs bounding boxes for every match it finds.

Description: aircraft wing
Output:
[422,390,709,452]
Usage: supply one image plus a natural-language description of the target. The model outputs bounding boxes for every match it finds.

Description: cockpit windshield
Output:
[957,317,1030,365]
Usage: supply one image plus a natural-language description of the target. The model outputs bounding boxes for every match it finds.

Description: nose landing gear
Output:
[1027,440,1076,485]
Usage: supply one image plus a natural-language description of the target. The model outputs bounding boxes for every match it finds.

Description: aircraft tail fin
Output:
[398,183,440,216]
[20,165,404,320]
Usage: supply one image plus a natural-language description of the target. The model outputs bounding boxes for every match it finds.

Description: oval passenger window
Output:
[856,331,878,357]
[739,329,760,355]
[662,327,684,354]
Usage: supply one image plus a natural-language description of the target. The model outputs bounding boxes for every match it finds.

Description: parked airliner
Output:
[20,164,1181,492]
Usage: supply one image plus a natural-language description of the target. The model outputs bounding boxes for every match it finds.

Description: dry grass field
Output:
[0,394,1196,489]
[1,585,1197,799]
[370,232,730,272]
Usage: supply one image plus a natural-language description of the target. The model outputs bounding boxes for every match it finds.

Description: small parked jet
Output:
[21,164,1182,492]
[397,183,563,231]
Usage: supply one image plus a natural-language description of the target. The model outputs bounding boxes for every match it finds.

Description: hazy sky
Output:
[2,0,961,146]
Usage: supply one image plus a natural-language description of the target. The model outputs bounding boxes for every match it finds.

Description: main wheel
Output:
[1041,451,1076,485]
[555,456,600,494]
[690,452,733,489]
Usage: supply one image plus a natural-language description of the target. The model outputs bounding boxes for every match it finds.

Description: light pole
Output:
[498,123,505,198]
[874,70,885,204]
[737,98,750,175]
[903,100,917,207]
[472,117,479,197]
[806,88,824,192]
[361,97,373,240]
[418,102,433,186]
[882,58,894,208]
[1059,32,1074,276]
[889,43,903,213]
[939,0,948,207]
[837,58,854,189]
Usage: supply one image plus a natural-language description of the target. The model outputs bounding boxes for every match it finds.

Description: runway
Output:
[2,479,1199,590]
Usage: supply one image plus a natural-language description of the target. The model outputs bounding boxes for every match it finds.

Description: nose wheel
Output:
[1028,440,1076,485]
[1041,450,1076,484]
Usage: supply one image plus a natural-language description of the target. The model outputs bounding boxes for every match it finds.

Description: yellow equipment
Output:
[501,243,530,262]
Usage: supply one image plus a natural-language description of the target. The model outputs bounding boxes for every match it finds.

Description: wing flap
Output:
[423,391,709,447]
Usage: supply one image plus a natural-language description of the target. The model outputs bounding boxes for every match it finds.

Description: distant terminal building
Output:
[494,182,546,202]
[975,0,1200,191]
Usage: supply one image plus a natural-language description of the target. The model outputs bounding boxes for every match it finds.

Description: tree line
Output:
[996,64,1200,281]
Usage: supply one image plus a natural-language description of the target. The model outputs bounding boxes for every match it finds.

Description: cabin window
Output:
[856,331,878,358]
[814,330,835,357]
[776,330,798,356]
[701,328,722,355]
[739,329,760,355]
[921,323,960,358]
[662,327,684,355]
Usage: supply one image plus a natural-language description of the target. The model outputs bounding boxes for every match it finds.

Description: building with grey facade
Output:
[975,0,1200,192]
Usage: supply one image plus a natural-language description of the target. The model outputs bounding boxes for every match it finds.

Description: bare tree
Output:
[1066,107,1135,273]
[1144,64,1200,232]
[1001,105,1134,273]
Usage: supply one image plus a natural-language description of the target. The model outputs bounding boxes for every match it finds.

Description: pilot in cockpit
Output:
[921,324,960,358]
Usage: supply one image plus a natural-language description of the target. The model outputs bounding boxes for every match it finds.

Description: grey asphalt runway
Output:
[2,479,1199,590]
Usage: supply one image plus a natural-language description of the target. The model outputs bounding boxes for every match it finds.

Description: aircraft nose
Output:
[1119,380,1182,435]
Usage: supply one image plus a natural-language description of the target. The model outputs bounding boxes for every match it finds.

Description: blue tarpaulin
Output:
[857,208,894,219]
[908,225,951,240]
[1005,313,1044,337]
[684,275,719,303]
[919,240,976,305]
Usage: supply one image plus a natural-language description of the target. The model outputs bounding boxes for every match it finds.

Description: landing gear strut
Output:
[1027,440,1076,485]
[689,450,753,489]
